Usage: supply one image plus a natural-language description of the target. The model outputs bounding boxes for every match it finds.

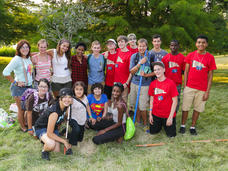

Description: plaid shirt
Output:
[71,55,88,86]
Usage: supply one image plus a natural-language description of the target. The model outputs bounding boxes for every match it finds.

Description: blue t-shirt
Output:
[88,54,105,85]
[130,52,154,86]
[149,49,168,62]
[87,94,108,119]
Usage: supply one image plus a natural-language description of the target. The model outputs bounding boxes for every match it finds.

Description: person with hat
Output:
[148,62,178,137]
[103,39,118,100]
[34,88,73,160]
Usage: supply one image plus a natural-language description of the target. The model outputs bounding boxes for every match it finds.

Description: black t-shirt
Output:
[34,100,67,130]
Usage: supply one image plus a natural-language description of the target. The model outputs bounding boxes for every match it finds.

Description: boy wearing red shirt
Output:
[148,62,178,137]
[104,39,118,99]
[180,35,217,135]
[162,40,185,113]
[114,35,133,102]
[127,33,138,54]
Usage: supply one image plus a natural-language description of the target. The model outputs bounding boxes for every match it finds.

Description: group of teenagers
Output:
[2,33,217,160]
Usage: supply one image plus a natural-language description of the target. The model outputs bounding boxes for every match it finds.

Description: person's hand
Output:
[89,118,96,125]
[140,71,146,77]
[123,83,128,89]
[83,54,88,59]
[64,140,72,150]
[96,130,106,136]
[97,117,102,122]
[149,114,153,125]
[140,57,147,65]
[202,92,209,101]
[166,117,173,126]
[28,130,34,136]
[103,51,108,59]
[17,81,25,87]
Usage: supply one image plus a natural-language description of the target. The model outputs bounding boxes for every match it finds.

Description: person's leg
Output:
[176,84,181,113]
[88,119,114,130]
[141,110,147,126]
[149,114,162,134]
[129,83,137,117]
[164,117,176,137]
[78,125,85,142]
[51,82,60,98]
[15,96,26,131]
[139,86,149,126]
[53,142,60,152]
[191,110,200,127]
[69,119,81,145]
[41,133,56,151]
[93,125,124,145]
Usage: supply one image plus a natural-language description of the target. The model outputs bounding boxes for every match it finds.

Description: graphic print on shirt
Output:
[135,66,152,76]
[91,103,104,116]
[192,60,206,70]
[154,88,166,101]
[33,101,49,113]
[116,56,123,63]
[168,62,179,73]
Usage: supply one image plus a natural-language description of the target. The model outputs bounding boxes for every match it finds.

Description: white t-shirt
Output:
[71,95,88,126]
[108,103,126,124]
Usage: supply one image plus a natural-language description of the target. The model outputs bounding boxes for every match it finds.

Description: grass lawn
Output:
[0,61,228,170]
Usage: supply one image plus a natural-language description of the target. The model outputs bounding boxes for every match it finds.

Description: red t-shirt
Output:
[185,51,217,91]
[148,78,178,118]
[162,53,185,85]
[105,52,118,86]
[114,50,132,84]
[127,45,138,54]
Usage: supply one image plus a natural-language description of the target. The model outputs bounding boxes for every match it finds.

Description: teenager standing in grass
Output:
[34,88,73,160]
[31,39,52,89]
[162,40,185,113]
[87,41,105,94]
[127,33,138,54]
[114,35,133,103]
[3,40,33,132]
[25,78,54,136]
[149,34,168,62]
[71,42,88,87]
[180,35,217,135]
[148,62,178,137]
[103,39,118,100]
[47,39,72,98]
[129,38,155,127]
[92,82,126,144]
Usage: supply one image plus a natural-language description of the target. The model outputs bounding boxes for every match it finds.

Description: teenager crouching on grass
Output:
[34,88,73,160]
[148,62,178,137]
[3,40,33,132]
[92,82,127,145]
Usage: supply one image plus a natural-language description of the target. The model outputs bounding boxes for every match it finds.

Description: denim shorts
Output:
[10,83,32,97]
[35,128,59,139]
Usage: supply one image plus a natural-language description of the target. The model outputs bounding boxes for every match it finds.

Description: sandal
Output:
[20,127,28,133]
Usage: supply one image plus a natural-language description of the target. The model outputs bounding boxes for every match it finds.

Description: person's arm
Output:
[124,73,132,89]
[203,70,213,101]
[27,111,34,135]
[86,103,96,124]
[166,96,177,126]
[46,49,54,58]
[47,113,71,149]
[96,103,124,136]
[141,71,156,78]
[130,57,147,75]
[102,102,108,118]
[149,96,154,125]
[183,63,190,88]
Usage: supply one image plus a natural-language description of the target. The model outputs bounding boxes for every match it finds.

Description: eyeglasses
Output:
[21,46,29,49]
[39,85,48,89]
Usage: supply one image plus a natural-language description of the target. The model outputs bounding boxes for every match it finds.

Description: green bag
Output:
[124,117,135,140]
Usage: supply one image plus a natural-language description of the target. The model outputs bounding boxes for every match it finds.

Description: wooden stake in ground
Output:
[136,139,228,147]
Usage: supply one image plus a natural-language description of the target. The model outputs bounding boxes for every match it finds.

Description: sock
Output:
[190,127,195,129]
[181,125,185,128]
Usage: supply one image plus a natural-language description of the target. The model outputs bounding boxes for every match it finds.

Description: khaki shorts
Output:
[182,86,206,113]
[129,83,149,111]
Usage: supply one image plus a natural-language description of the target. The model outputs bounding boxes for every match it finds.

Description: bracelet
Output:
[149,109,152,111]
[89,115,92,119]
[28,129,33,131]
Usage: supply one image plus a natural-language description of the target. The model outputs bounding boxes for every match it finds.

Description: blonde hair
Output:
[37,39,48,47]
[91,40,101,48]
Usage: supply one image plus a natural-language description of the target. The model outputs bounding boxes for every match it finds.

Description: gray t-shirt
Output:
[71,95,88,126]
[149,49,168,62]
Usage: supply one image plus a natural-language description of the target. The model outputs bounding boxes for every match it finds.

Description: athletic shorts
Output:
[51,81,72,92]
[182,86,206,113]
[10,82,32,97]
[129,83,149,111]
[149,114,176,137]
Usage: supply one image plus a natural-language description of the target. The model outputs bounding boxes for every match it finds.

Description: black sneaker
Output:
[179,127,186,134]
[190,128,197,135]
[42,151,50,160]
[65,148,73,155]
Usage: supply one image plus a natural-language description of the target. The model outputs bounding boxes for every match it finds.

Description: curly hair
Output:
[91,83,104,94]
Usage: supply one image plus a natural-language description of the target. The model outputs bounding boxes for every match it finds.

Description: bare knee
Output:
[41,134,56,151]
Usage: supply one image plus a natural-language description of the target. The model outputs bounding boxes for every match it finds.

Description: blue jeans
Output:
[35,128,59,139]
[10,82,32,97]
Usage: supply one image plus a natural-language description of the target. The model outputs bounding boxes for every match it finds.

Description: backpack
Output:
[21,88,50,111]
[87,54,106,72]
[134,51,154,70]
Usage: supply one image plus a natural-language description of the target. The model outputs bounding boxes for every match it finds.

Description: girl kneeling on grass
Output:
[34,88,73,161]
[24,78,54,136]
[92,82,126,145]
[68,81,93,145]
[3,40,33,132]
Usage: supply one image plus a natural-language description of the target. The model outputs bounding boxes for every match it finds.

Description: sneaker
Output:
[190,128,197,135]
[65,148,73,155]
[41,151,50,160]
[179,127,186,134]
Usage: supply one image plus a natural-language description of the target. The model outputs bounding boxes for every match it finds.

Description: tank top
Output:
[108,103,126,123]
[34,54,52,81]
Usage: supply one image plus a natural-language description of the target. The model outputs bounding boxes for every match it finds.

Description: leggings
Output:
[69,119,85,145]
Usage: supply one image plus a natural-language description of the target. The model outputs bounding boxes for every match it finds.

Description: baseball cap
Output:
[107,39,117,45]
[59,88,73,97]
